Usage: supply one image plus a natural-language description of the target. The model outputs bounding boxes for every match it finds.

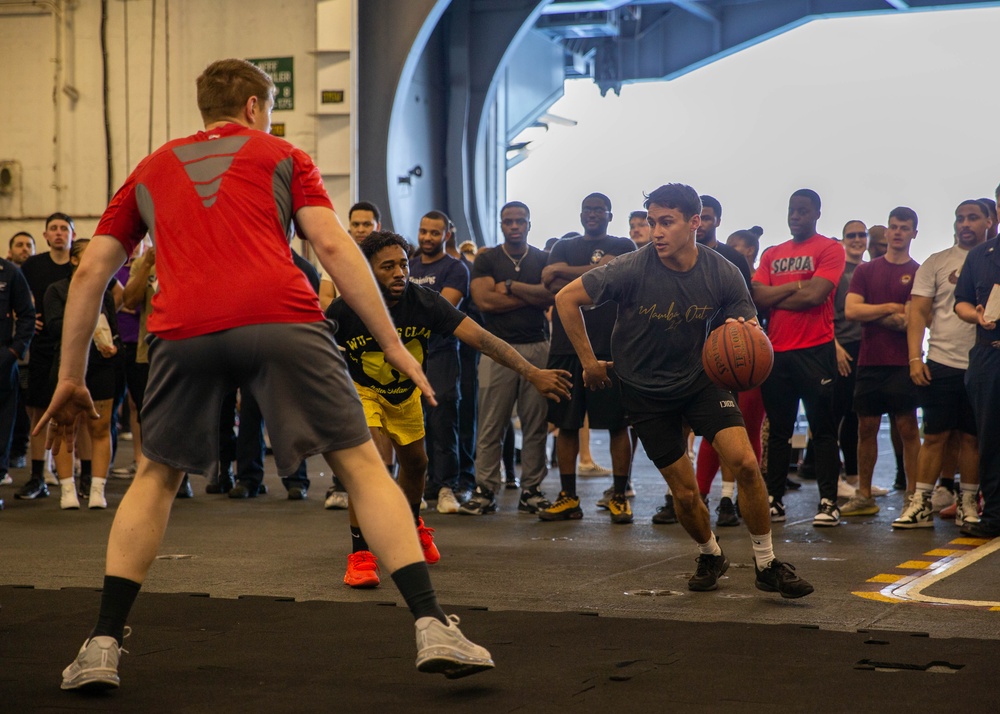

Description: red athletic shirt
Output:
[753,234,845,352]
[96,123,330,340]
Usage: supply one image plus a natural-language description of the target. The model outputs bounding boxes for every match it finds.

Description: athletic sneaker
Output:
[415,614,495,679]
[837,478,857,499]
[577,461,611,477]
[0,474,12,486]
[688,551,729,591]
[596,484,636,509]
[537,491,583,521]
[840,494,879,516]
[930,485,955,513]
[768,496,786,523]
[892,491,933,529]
[324,488,349,510]
[754,559,814,599]
[870,484,889,497]
[607,493,633,524]
[61,636,124,691]
[716,497,740,528]
[956,490,981,527]
[652,494,678,524]
[417,518,440,564]
[812,498,841,528]
[344,551,380,588]
[517,487,552,514]
[457,486,497,516]
[436,487,460,514]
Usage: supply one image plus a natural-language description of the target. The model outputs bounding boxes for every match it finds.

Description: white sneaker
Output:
[892,491,933,529]
[956,490,981,526]
[0,474,12,486]
[837,478,856,499]
[870,484,889,497]
[436,487,460,514]
[577,461,611,477]
[415,615,494,679]
[44,469,60,486]
[61,636,123,690]
[813,498,841,527]
[88,477,108,509]
[324,489,349,510]
[60,479,80,510]
[930,485,956,513]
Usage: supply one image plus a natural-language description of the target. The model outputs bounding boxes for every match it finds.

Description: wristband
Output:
[908,357,922,363]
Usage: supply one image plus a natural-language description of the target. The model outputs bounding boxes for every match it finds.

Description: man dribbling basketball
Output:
[554,183,813,598]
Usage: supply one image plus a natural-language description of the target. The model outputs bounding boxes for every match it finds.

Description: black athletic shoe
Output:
[228,481,265,499]
[206,467,235,494]
[785,478,802,491]
[688,551,729,591]
[755,559,814,599]
[15,478,48,500]
[716,497,740,527]
[652,494,678,524]
[457,486,497,515]
[287,485,308,500]
[959,521,1000,539]
[176,475,194,499]
[893,472,907,490]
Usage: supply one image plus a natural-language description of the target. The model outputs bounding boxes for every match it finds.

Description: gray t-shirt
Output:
[834,260,862,345]
[581,243,756,398]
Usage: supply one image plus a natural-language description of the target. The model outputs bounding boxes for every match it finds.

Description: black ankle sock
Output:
[939,477,956,493]
[391,561,447,624]
[895,452,905,476]
[613,475,629,495]
[31,459,43,478]
[410,501,421,521]
[559,473,576,496]
[350,526,369,553]
[91,575,141,645]
[80,460,93,477]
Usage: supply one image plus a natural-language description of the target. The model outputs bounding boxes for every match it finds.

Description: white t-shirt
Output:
[910,244,975,369]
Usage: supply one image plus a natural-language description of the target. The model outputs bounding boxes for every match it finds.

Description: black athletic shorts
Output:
[26,348,55,409]
[853,365,918,416]
[546,353,627,431]
[919,360,976,436]
[620,377,745,469]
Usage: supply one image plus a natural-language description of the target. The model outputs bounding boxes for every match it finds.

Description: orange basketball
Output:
[701,321,773,391]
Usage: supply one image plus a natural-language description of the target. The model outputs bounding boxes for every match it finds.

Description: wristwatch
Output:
[505,279,513,291]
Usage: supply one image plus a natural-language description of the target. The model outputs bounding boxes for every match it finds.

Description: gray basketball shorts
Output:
[140,321,371,477]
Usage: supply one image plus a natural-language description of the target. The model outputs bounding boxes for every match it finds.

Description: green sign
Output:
[248,56,294,111]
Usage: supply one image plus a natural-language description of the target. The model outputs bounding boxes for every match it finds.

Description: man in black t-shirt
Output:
[556,183,813,599]
[538,192,635,522]
[459,201,556,516]
[16,212,74,500]
[327,231,570,587]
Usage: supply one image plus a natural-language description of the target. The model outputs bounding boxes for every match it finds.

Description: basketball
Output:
[701,321,773,391]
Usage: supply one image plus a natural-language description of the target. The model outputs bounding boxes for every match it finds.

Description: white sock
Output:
[697,532,722,556]
[750,531,774,569]
[960,481,978,495]
[721,482,735,500]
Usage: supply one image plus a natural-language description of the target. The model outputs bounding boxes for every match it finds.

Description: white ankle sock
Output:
[721,482,735,499]
[697,533,722,556]
[750,531,775,569]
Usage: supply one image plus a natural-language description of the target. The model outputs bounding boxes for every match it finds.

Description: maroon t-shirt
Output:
[847,256,919,367]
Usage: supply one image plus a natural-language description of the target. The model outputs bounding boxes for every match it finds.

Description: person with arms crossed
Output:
[894,199,987,528]
[555,183,812,597]
[840,207,921,516]
[42,59,494,690]
[752,189,845,527]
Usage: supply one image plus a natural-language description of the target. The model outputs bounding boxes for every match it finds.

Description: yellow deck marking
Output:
[867,574,904,584]
[897,560,935,570]
[924,549,962,557]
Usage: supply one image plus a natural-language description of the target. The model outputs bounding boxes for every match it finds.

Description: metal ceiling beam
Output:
[885,0,910,8]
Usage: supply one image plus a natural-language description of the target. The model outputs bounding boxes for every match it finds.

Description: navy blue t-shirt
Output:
[409,254,469,354]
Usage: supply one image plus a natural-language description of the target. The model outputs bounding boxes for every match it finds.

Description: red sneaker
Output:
[417,517,440,564]
[939,502,957,520]
[344,551,380,588]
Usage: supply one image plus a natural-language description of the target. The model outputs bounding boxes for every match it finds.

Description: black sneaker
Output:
[15,478,49,500]
[688,551,729,591]
[893,472,907,490]
[517,487,551,514]
[287,485,308,500]
[77,474,92,500]
[176,475,194,499]
[785,478,801,491]
[504,472,519,490]
[959,521,1000,538]
[457,486,497,515]
[651,494,678,524]
[754,559,814,599]
[716,497,740,527]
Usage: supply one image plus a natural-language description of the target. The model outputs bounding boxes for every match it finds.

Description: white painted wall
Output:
[0,0,323,246]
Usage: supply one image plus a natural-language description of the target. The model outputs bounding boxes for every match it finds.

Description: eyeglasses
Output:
[844,232,868,239]
[582,207,609,215]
